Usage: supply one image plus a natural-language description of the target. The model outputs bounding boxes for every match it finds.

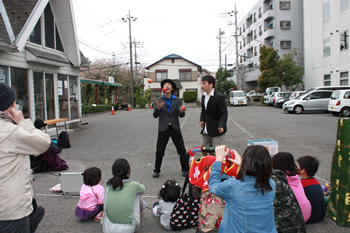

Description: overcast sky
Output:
[72,0,258,72]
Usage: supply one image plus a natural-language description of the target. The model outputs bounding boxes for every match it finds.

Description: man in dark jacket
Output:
[200,75,228,151]
[152,79,188,178]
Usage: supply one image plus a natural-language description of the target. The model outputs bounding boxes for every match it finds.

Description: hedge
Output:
[82,104,114,115]
[183,91,197,103]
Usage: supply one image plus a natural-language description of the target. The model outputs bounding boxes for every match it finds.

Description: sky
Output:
[72,0,258,72]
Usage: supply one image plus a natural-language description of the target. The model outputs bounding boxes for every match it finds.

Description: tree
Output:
[258,45,279,91]
[215,67,235,99]
[258,45,304,91]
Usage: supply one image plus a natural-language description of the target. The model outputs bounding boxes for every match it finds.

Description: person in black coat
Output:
[152,79,188,178]
[200,75,228,152]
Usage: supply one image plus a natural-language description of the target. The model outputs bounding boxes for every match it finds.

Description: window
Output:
[259,25,262,36]
[344,91,350,99]
[258,7,262,18]
[254,46,257,56]
[280,41,291,49]
[156,70,167,81]
[253,13,257,23]
[323,2,330,22]
[340,0,349,11]
[240,41,242,49]
[30,19,41,45]
[324,38,331,57]
[243,38,246,47]
[10,68,29,118]
[254,29,257,39]
[340,30,349,51]
[280,1,291,10]
[243,24,246,33]
[340,72,349,86]
[179,70,191,81]
[280,21,291,29]
[324,74,331,86]
[244,53,246,61]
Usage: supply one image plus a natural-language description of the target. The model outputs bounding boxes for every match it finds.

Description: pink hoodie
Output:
[286,174,312,222]
[77,183,104,211]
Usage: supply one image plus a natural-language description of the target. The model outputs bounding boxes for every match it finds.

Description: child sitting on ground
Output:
[272,152,311,223]
[297,155,326,223]
[75,167,104,221]
[153,180,181,230]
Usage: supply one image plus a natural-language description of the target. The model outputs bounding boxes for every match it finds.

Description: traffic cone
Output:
[128,104,131,111]
[111,106,115,115]
[150,103,153,109]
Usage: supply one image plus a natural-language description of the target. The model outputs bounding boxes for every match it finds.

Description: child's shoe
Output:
[94,211,103,222]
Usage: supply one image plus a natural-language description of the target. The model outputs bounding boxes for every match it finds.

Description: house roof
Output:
[145,53,202,71]
[0,0,81,66]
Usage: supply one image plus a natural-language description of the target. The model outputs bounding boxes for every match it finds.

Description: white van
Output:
[230,90,247,106]
[328,89,350,117]
[263,87,281,104]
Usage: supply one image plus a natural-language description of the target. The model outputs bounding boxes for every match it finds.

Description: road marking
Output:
[228,117,254,138]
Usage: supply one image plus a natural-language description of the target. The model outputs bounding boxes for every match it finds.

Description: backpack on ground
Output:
[57,131,71,149]
[42,142,69,171]
[30,154,49,173]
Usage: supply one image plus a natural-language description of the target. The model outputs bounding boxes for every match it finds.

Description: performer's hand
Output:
[180,105,186,113]
[215,145,228,162]
[200,121,204,128]
[156,100,165,110]
[218,127,224,134]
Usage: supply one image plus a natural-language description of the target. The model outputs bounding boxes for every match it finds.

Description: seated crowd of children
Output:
[75,146,326,233]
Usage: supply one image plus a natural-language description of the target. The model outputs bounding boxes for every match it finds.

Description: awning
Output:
[172,79,182,89]
[80,78,122,87]
[26,47,70,67]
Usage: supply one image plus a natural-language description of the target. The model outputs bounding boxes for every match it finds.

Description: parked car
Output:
[263,87,281,104]
[269,92,277,105]
[246,90,264,101]
[275,96,290,108]
[230,90,247,106]
[290,91,305,99]
[283,90,333,114]
[273,92,292,106]
[328,89,350,117]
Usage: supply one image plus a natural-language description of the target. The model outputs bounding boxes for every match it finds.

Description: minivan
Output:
[283,90,333,114]
[230,90,247,106]
[328,89,350,117]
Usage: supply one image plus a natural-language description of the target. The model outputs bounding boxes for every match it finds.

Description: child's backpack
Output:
[57,131,71,149]
[42,142,69,171]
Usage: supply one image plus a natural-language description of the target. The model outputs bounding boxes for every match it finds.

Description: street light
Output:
[121,11,137,108]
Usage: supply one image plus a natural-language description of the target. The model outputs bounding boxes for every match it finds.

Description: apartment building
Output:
[235,0,303,91]
[304,0,350,89]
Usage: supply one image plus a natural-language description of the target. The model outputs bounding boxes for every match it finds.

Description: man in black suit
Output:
[200,75,228,152]
[153,79,188,178]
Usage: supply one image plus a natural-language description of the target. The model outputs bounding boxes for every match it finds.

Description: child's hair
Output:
[237,145,273,195]
[202,75,216,88]
[83,167,102,186]
[272,152,298,176]
[296,155,319,177]
[107,158,130,190]
[158,180,181,202]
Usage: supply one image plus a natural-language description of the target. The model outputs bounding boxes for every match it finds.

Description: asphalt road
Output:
[33,103,349,233]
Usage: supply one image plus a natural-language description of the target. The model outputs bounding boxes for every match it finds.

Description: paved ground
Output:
[33,104,349,232]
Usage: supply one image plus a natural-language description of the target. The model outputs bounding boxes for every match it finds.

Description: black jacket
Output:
[200,90,228,137]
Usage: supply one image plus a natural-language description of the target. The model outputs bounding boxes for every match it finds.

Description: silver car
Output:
[283,90,333,114]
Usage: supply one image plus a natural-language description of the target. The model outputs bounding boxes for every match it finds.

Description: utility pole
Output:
[218,28,225,68]
[121,11,137,108]
[133,38,143,87]
[234,4,240,90]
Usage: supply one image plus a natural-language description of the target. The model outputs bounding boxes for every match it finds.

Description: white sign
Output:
[108,76,114,83]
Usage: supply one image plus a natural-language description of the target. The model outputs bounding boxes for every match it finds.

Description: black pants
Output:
[154,125,188,173]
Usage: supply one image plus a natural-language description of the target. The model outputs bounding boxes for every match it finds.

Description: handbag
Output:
[198,190,225,232]
[170,175,201,230]
[102,186,137,233]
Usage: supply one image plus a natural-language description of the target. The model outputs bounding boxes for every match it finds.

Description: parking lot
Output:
[33,104,348,232]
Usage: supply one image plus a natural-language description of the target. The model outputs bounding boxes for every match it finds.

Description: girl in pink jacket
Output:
[75,167,104,221]
[272,152,312,223]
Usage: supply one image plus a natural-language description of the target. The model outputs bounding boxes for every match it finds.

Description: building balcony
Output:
[264,9,274,21]
[264,28,275,39]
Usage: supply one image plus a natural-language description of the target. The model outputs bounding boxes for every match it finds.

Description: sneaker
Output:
[94,211,103,222]
[153,171,160,178]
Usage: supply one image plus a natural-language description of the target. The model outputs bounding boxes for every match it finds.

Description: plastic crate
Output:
[247,139,278,156]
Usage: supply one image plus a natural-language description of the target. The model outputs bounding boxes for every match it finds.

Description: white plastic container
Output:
[247,139,278,156]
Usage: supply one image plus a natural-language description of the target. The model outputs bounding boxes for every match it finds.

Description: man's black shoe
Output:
[153,171,160,178]
[182,170,188,177]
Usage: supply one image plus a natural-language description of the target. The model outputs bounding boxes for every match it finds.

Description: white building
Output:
[145,54,210,103]
[235,0,303,91]
[304,0,350,89]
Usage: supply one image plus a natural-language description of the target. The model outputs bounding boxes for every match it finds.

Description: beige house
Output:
[145,54,210,103]
[0,0,87,130]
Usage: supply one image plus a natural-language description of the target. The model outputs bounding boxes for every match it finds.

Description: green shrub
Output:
[82,104,113,115]
[183,91,197,103]
[260,96,264,104]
